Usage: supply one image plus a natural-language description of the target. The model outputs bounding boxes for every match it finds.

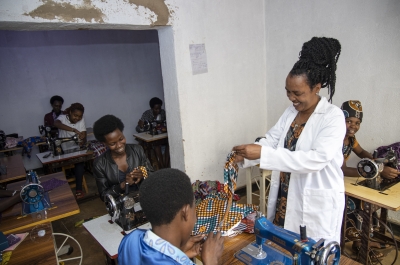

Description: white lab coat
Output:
[243,97,345,243]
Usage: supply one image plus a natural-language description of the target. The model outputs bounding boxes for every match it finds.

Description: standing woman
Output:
[54,103,87,199]
[233,37,345,243]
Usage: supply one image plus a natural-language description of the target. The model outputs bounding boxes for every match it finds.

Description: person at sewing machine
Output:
[118,168,224,265]
[233,37,345,244]
[136,97,166,133]
[92,114,154,201]
[341,100,399,179]
[43,95,64,137]
[340,100,397,259]
[136,96,169,168]
[54,102,87,199]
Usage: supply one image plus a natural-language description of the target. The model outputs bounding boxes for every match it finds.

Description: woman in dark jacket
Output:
[93,115,153,201]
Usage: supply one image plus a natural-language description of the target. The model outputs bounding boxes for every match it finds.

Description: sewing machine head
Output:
[105,186,147,231]
[235,212,340,265]
[39,125,81,156]
[20,170,51,217]
[143,119,167,136]
[356,147,399,191]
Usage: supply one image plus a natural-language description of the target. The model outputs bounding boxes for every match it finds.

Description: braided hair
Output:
[290,37,341,102]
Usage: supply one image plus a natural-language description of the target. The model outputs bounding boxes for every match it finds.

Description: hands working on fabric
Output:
[228,37,345,244]
[117,168,224,265]
[120,167,146,190]
[92,114,154,201]
[182,232,224,262]
[232,144,261,162]
[340,100,400,179]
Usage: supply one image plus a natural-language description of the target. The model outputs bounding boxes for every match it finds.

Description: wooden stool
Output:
[62,164,88,194]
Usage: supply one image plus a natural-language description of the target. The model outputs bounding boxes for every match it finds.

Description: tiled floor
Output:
[52,174,400,265]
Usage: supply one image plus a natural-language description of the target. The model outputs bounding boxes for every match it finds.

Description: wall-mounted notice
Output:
[189,44,208,75]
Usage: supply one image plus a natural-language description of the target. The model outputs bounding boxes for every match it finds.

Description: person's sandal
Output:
[75,190,85,199]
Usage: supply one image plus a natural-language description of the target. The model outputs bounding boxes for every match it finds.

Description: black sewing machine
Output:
[355,147,399,192]
[105,184,147,231]
[235,212,341,265]
[143,118,167,136]
[39,125,80,156]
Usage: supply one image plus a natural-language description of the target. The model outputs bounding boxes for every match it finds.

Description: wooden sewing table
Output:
[341,176,400,264]
[0,172,80,234]
[36,149,94,174]
[0,154,26,184]
[192,232,360,264]
[133,132,169,169]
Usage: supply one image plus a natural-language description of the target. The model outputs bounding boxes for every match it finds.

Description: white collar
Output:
[143,230,195,265]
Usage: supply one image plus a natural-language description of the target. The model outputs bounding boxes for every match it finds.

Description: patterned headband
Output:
[341,100,363,122]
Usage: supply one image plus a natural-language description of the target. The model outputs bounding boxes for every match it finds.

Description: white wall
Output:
[0,29,164,170]
[0,0,267,188]
[265,0,400,223]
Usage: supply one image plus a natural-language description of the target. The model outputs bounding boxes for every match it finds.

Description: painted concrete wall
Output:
[265,0,400,223]
[0,29,164,170]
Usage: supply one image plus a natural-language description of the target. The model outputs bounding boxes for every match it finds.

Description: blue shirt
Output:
[118,229,195,265]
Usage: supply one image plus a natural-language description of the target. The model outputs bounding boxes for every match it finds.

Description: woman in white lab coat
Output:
[234,37,345,244]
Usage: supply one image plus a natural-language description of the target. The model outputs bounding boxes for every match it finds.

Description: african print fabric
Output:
[273,119,305,227]
[192,151,257,236]
[341,100,363,122]
[192,193,257,236]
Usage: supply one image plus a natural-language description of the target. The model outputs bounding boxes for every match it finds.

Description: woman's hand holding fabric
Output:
[129,168,144,184]
[233,144,262,160]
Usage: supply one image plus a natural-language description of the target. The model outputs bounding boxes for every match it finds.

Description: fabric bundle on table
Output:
[192,152,257,236]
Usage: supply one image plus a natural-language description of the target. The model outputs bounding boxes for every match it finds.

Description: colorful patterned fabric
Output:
[342,136,359,162]
[223,151,238,197]
[86,140,108,158]
[192,151,256,235]
[192,180,222,206]
[341,100,363,122]
[376,142,400,171]
[273,120,306,227]
[18,136,46,158]
[192,193,257,236]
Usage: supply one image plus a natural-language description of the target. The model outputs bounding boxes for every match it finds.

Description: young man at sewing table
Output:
[118,168,224,265]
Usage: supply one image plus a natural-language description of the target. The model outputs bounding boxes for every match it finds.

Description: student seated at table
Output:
[341,100,399,179]
[54,103,87,199]
[92,114,153,201]
[44,95,64,138]
[340,100,398,258]
[136,97,169,169]
[118,168,224,265]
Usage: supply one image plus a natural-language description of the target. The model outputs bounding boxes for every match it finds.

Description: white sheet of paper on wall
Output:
[189,44,208,75]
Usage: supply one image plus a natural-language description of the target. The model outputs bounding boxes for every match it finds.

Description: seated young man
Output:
[118,168,224,265]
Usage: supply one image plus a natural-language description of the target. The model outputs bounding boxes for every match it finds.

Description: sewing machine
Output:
[20,170,51,217]
[105,184,147,231]
[355,147,399,192]
[143,118,167,136]
[235,212,340,265]
[39,125,80,156]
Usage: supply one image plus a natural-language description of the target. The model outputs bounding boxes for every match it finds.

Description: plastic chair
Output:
[245,166,272,214]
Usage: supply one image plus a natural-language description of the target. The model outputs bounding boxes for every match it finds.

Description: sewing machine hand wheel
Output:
[316,241,341,265]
